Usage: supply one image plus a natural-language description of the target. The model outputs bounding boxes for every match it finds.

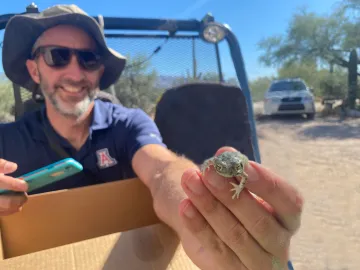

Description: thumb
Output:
[215,146,238,156]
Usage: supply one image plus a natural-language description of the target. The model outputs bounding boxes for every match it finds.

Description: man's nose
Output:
[64,54,86,79]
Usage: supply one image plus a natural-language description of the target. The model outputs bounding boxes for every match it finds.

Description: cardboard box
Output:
[0,178,200,269]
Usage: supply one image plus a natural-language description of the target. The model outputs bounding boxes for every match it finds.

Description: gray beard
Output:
[38,74,98,118]
[43,88,96,118]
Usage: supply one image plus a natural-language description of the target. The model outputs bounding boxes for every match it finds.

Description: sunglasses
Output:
[31,46,102,71]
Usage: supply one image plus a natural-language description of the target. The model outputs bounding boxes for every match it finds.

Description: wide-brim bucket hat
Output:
[2,4,127,92]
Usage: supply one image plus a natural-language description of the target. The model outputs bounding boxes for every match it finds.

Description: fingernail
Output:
[183,201,196,219]
[186,172,205,195]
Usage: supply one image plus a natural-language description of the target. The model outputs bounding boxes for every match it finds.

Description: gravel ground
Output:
[255,114,360,270]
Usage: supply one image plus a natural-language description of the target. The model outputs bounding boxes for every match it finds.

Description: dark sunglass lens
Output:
[47,48,71,66]
[78,51,101,70]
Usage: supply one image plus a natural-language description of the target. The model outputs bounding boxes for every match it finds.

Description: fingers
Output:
[0,159,28,192]
[0,159,18,174]
[0,174,28,192]
[245,161,303,233]
[0,160,28,216]
[0,193,28,215]
[201,165,291,260]
[180,169,276,270]
[179,199,247,270]
[216,147,304,234]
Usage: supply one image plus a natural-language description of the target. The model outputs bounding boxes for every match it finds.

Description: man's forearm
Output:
[150,154,198,234]
[132,145,200,235]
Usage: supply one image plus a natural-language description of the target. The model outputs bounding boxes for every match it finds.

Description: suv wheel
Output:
[306,113,315,120]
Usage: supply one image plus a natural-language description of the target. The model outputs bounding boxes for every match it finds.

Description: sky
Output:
[0,0,341,81]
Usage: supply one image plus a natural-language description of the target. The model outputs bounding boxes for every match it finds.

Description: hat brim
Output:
[2,12,126,91]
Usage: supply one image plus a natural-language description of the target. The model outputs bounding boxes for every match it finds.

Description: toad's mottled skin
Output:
[201,151,249,199]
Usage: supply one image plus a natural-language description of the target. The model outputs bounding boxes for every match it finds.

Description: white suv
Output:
[263,78,316,119]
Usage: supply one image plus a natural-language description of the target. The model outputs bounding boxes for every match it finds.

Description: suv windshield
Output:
[269,81,307,92]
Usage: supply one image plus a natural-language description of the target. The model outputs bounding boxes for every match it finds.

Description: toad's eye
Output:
[215,164,222,171]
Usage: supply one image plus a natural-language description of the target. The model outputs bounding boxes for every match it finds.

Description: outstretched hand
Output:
[178,147,303,270]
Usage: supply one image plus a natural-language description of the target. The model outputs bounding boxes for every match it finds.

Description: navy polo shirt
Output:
[0,99,167,194]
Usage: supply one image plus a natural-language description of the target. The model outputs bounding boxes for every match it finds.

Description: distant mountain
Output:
[154,75,180,89]
[0,72,182,88]
[1,73,231,89]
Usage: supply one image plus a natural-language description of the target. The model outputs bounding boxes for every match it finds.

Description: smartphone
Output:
[0,158,83,195]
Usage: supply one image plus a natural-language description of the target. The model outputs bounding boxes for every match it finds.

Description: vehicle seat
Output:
[154,82,256,165]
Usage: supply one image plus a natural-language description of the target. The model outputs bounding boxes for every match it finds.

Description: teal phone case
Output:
[0,158,83,195]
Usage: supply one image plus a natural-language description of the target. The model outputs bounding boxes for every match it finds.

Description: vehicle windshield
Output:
[269,81,307,92]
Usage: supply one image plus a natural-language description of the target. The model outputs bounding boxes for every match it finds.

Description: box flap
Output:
[0,226,3,261]
[0,178,160,258]
[0,223,200,270]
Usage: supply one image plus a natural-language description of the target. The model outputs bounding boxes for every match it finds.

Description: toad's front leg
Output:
[229,172,248,199]
[200,158,213,175]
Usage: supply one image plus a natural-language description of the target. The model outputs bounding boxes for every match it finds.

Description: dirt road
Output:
[256,115,360,270]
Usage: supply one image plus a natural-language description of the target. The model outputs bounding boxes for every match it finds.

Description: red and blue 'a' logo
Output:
[96,148,117,169]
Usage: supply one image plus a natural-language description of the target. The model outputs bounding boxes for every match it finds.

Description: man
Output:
[0,5,301,270]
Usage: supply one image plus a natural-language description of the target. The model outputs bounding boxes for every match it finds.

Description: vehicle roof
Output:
[271,77,306,83]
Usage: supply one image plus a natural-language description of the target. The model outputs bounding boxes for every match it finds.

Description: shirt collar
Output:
[90,99,114,131]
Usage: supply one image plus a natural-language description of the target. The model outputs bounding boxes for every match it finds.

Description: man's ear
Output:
[26,59,40,84]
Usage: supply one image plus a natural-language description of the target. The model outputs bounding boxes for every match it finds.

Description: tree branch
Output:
[331,54,349,67]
